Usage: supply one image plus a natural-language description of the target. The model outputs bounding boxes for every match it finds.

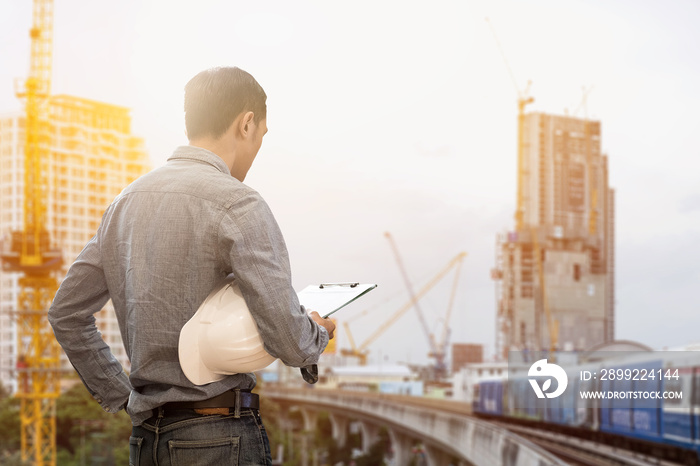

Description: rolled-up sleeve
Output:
[218,192,328,367]
[48,234,132,413]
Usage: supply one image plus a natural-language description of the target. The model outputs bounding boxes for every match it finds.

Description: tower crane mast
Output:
[384,232,465,378]
[1,0,62,464]
[486,18,557,354]
[340,249,466,369]
[485,18,533,232]
[384,233,437,359]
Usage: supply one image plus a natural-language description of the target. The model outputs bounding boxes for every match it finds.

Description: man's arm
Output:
[218,192,330,367]
[48,235,132,413]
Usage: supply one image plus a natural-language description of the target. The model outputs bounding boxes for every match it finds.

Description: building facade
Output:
[0,96,150,392]
[451,343,483,374]
[494,112,615,358]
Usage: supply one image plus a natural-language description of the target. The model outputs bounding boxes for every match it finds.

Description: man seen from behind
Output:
[48,66,336,465]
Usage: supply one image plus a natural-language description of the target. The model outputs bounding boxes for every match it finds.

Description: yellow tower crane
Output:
[486,18,558,354]
[384,232,464,378]
[485,18,533,232]
[531,230,558,352]
[0,0,62,465]
[340,249,466,371]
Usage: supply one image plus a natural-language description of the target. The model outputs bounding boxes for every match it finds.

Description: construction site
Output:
[0,2,474,464]
[0,1,644,465]
[492,110,615,358]
[0,1,149,463]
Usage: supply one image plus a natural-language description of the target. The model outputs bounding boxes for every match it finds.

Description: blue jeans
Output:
[129,408,272,465]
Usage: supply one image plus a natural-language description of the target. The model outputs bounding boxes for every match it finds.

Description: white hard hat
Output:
[178,275,276,385]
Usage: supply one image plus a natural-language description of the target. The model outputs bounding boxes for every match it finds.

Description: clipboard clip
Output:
[319,282,359,289]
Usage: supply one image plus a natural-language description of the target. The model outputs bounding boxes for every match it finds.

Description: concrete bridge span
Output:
[265,388,564,466]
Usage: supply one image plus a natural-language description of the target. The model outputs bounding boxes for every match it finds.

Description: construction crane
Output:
[341,245,466,375]
[0,0,62,465]
[486,18,557,354]
[340,310,371,365]
[384,233,436,360]
[485,18,533,233]
[531,230,558,352]
[384,232,464,377]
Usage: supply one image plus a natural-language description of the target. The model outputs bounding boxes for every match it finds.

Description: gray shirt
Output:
[48,146,328,426]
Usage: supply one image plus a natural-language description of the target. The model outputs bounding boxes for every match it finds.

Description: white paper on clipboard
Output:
[297,283,377,318]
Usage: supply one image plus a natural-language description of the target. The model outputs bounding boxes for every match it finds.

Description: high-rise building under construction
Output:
[0,95,150,392]
[493,112,615,357]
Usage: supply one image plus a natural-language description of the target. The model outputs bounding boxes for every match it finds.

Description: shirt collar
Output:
[167,146,231,175]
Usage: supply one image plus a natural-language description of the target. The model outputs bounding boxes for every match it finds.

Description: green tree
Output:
[0,450,32,466]
[56,383,107,455]
[0,382,11,400]
[0,380,131,464]
[55,382,131,465]
[0,394,22,456]
[354,428,390,466]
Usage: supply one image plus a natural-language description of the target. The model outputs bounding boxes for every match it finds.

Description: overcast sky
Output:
[1,0,698,365]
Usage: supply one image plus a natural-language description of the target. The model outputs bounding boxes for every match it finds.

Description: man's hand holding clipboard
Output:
[297,282,377,384]
[298,282,378,340]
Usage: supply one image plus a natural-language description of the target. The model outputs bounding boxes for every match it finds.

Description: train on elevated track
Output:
[473,350,700,464]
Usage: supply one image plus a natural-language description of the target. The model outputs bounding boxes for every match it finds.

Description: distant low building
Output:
[379,380,424,396]
[319,364,419,393]
[451,361,508,404]
[452,343,483,373]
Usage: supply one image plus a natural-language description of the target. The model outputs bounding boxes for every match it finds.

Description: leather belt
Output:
[161,389,259,413]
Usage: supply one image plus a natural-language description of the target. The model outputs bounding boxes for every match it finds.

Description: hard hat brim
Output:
[179,311,227,385]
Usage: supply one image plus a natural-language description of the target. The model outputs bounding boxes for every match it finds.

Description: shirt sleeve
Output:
[218,192,329,367]
[48,234,132,413]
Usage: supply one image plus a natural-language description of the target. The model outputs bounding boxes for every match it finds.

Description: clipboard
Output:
[297,282,377,318]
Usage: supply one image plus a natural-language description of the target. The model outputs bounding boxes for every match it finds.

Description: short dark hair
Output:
[184,67,267,140]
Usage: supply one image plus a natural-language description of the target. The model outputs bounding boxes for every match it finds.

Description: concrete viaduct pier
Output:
[265,388,564,466]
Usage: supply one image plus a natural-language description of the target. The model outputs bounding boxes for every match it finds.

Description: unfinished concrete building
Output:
[493,112,615,357]
[0,96,150,391]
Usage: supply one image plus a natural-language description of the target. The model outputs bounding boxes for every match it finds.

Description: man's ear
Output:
[239,111,255,138]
